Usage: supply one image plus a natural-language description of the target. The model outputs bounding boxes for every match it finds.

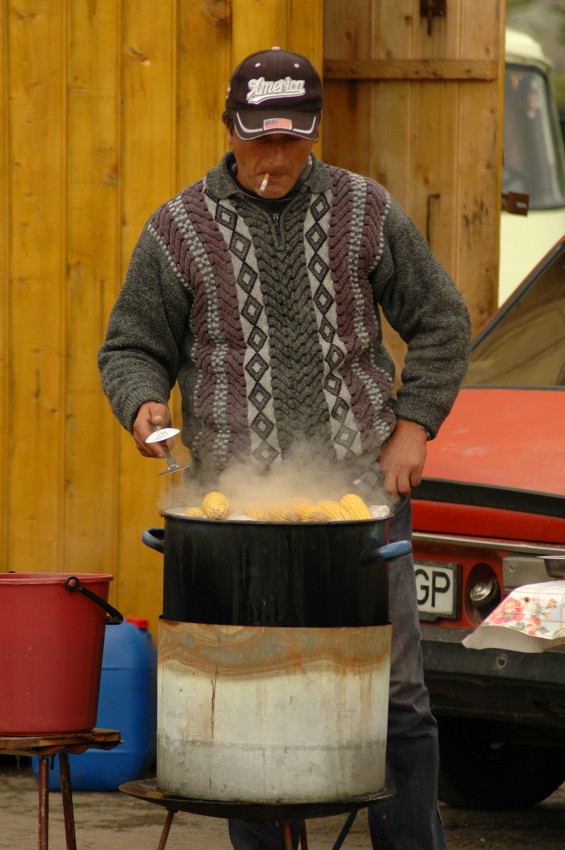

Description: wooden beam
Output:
[324,58,498,81]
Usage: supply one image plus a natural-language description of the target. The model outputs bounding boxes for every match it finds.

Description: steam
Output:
[157,436,392,515]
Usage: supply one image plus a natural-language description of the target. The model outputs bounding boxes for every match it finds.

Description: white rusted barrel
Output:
[157,619,391,803]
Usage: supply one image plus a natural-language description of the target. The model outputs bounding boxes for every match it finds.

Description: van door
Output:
[500,41,565,302]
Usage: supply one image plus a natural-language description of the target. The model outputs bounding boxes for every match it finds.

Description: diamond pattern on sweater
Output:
[239,264,258,292]
[319,317,335,344]
[248,326,267,352]
[253,441,280,465]
[311,194,331,221]
[326,344,344,370]
[249,383,271,411]
[206,195,282,467]
[308,255,329,284]
[230,232,251,261]
[325,374,341,396]
[313,286,332,315]
[307,222,326,251]
[252,410,275,439]
[332,397,350,423]
[216,205,237,230]
[246,352,269,382]
[334,425,358,449]
[241,294,263,325]
[303,189,365,460]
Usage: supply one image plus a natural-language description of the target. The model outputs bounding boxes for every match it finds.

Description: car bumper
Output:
[421,625,565,740]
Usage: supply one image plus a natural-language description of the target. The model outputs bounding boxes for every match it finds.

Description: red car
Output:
[412,236,565,809]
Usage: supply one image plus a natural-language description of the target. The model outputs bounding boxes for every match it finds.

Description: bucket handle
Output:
[360,539,412,566]
[142,528,165,554]
[64,576,124,625]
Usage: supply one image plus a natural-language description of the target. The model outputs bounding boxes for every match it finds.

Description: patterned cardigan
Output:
[98,153,471,483]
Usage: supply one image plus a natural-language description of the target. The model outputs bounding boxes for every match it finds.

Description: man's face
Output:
[228,130,315,199]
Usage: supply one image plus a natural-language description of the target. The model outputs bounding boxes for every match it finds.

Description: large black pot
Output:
[143,507,411,628]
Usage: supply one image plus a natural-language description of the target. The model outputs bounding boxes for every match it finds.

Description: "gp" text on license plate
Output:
[414,561,460,620]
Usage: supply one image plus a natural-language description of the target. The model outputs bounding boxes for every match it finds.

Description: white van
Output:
[499,29,565,302]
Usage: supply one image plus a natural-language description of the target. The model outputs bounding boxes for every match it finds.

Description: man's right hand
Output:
[133,401,172,458]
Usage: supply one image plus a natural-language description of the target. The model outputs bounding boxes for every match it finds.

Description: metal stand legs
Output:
[36,752,78,850]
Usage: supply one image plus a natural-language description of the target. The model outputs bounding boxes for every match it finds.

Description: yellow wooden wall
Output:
[1,0,503,637]
[0,0,323,635]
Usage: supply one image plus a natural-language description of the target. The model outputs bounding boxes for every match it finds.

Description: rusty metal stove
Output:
[120,776,394,850]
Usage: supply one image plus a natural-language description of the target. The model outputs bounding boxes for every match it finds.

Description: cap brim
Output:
[233,110,320,141]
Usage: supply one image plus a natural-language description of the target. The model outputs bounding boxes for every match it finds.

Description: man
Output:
[99,47,471,849]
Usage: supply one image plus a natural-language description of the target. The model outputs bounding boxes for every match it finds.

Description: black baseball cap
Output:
[226,47,323,141]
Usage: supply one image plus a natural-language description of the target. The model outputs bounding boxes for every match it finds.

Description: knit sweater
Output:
[98,153,471,481]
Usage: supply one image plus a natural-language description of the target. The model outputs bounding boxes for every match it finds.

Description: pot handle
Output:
[142,528,165,554]
[360,539,412,566]
[64,576,124,625]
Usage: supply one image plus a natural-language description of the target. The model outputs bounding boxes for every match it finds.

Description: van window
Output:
[503,63,565,209]
[465,243,565,387]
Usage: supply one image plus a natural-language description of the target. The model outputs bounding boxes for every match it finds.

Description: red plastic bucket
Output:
[0,573,119,734]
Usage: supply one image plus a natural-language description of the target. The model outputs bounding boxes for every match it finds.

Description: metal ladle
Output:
[145,426,192,476]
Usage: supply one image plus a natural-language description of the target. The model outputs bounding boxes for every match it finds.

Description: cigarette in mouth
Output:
[259,173,270,194]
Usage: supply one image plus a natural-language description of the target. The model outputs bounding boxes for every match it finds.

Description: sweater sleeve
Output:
[98,227,192,433]
[371,199,472,437]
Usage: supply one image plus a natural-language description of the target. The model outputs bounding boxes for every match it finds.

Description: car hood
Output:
[420,387,565,498]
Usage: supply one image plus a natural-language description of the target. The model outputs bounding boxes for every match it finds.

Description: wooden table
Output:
[0,728,121,850]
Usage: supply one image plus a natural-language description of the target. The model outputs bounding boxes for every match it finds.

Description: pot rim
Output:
[159,505,393,525]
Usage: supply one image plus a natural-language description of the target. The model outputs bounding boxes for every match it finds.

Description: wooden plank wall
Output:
[1,0,503,636]
[324,0,506,369]
[1,0,323,635]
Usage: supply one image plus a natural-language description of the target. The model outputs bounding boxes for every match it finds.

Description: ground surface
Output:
[1,761,564,850]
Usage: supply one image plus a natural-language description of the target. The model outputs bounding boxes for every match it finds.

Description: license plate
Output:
[414,560,459,620]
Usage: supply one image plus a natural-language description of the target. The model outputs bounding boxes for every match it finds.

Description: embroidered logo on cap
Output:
[247,76,306,105]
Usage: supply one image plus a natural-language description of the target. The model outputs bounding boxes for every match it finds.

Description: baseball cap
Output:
[226,46,323,141]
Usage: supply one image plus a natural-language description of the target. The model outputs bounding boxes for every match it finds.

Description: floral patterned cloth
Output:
[463,580,565,653]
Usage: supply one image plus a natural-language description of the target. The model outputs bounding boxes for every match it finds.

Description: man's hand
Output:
[133,401,173,458]
[378,419,428,497]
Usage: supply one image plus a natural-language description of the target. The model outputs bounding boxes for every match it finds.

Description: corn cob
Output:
[339,493,373,520]
[307,506,328,522]
[316,500,349,521]
[185,506,206,518]
[292,502,315,521]
[242,504,272,522]
[269,504,302,522]
[289,502,325,521]
[201,491,231,520]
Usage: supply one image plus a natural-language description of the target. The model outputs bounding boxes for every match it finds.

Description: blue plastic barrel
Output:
[33,617,157,791]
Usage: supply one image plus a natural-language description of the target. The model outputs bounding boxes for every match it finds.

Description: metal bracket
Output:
[420,0,447,36]
[501,191,529,216]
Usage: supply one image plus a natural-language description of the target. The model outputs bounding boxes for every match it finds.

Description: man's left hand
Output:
[378,419,428,497]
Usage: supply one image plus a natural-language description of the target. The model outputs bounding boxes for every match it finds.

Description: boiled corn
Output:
[242,505,273,522]
[339,493,373,520]
[316,500,349,521]
[269,505,302,522]
[201,491,231,520]
[292,503,316,521]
